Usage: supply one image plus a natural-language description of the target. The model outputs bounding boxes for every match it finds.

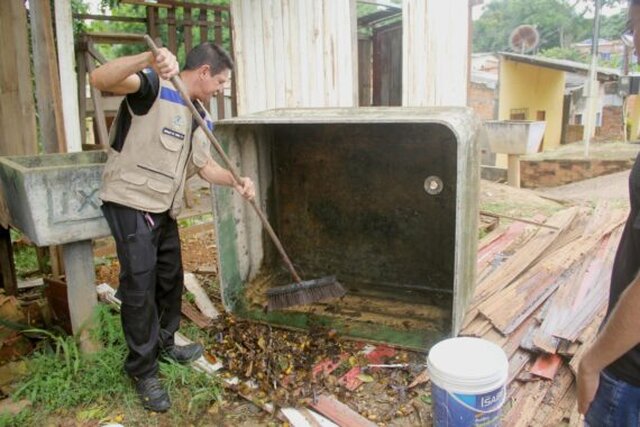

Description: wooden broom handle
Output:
[144,35,302,283]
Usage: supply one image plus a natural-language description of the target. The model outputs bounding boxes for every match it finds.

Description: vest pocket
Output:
[121,171,147,185]
[159,133,184,152]
[122,170,173,195]
[152,134,184,176]
[147,178,172,194]
[137,164,174,180]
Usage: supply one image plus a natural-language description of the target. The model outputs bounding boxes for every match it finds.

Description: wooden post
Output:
[54,0,82,153]
[30,0,67,153]
[199,9,208,44]
[0,227,17,296]
[214,10,225,119]
[85,50,109,148]
[167,7,177,54]
[62,240,99,353]
[35,247,51,275]
[507,154,521,188]
[76,41,88,147]
[199,8,210,113]
[50,246,65,279]
[30,0,70,277]
[0,0,38,292]
[184,6,193,53]
[229,11,238,117]
[147,7,159,39]
[358,37,372,107]
[0,0,38,156]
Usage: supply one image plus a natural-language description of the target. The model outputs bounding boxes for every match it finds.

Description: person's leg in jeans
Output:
[585,370,640,426]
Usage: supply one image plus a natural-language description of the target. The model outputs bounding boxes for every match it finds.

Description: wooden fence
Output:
[74,1,236,147]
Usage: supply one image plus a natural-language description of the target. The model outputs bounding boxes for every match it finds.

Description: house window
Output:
[575,114,583,124]
[596,112,602,126]
[510,108,528,120]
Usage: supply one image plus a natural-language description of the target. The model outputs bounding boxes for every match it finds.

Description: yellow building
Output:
[498,53,621,151]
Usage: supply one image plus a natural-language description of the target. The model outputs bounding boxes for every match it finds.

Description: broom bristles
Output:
[266,276,346,311]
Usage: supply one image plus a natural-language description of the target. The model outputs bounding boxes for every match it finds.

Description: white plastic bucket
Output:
[427,337,509,427]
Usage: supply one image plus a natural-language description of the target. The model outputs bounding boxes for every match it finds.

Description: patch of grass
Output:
[178,213,213,229]
[419,393,431,405]
[481,200,563,219]
[94,255,115,267]
[178,213,213,228]
[0,409,35,427]
[161,360,222,415]
[185,291,196,305]
[75,406,109,423]
[12,247,38,278]
[478,228,489,240]
[9,229,40,278]
[180,322,213,344]
[13,306,133,410]
[9,304,224,426]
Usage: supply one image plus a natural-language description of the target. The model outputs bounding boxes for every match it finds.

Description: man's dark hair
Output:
[184,42,234,75]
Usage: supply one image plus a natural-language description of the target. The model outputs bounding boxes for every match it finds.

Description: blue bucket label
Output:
[431,382,505,427]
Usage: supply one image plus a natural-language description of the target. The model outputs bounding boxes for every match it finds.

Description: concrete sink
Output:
[485,120,546,155]
[0,151,109,246]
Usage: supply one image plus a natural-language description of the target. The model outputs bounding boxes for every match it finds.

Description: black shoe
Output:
[162,343,204,364]
[135,375,171,412]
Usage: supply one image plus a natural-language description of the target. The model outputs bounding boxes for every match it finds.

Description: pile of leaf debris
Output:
[204,313,428,423]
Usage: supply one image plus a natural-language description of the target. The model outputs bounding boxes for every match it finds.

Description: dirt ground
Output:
[88,174,441,426]
[94,219,430,426]
[539,169,631,205]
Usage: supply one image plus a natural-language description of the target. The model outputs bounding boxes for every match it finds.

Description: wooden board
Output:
[0,0,37,156]
[310,395,377,427]
[30,0,68,153]
[552,227,622,342]
[502,378,552,427]
[231,0,357,115]
[530,365,574,425]
[84,50,109,147]
[471,208,578,319]
[402,0,469,106]
[530,353,563,380]
[54,0,82,153]
[0,227,17,295]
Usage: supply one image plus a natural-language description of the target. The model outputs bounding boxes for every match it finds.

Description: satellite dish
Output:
[509,25,540,54]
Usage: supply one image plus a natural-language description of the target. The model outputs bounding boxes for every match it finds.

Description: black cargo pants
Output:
[101,202,183,380]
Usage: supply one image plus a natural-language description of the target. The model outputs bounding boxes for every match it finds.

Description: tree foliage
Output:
[473,0,588,53]
[472,0,625,53]
[75,0,231,65]
[539,46,588,62]
[599,9,628,40]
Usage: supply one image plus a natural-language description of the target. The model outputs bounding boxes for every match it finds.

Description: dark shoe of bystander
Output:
[162,343,204,364]
[134,375,171,412]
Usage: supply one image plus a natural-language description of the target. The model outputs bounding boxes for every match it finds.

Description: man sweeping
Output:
[90,43,255,412]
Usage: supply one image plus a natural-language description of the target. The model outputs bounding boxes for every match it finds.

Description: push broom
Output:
[144,36,346,311]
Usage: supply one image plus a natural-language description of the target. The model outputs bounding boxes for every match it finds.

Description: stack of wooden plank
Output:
[460,203,627,426]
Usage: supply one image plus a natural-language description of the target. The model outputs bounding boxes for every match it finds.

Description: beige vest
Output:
[100,79,213,218]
